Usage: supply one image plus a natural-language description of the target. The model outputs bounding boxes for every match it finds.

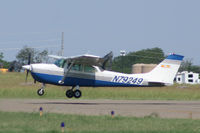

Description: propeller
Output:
[25,53,31,83]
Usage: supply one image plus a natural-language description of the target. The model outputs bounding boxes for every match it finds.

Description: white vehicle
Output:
[23,52,184,98]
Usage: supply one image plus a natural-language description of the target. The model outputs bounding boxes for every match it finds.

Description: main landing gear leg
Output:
[66,85,82,99]
[37,83,45,96]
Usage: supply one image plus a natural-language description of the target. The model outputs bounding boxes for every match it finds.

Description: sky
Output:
[0,0,199,65]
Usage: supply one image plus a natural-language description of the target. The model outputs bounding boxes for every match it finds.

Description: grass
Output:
[1,111,200,133]
[0,72,200,100]
[1,73,200,133]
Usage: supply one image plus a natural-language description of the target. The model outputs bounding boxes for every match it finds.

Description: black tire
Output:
[74,90,82,98]
[66,90,74,98]
[37,89,44,96]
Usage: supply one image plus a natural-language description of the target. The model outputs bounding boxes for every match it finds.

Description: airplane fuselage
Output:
[30,64,148,87]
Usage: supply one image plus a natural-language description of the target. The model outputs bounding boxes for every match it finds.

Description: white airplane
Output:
[23,52,184,98]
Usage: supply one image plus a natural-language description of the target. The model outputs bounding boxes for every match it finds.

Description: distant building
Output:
[175,71,200,84]
[132,64,157,74]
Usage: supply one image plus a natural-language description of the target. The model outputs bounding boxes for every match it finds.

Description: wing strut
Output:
[58,61,74,84]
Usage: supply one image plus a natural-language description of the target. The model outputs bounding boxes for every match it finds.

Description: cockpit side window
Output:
[70,64,95,73]
[84,65,95,73]
[55,60,96,73]
[71,64,79,71]
[71,64,83,71]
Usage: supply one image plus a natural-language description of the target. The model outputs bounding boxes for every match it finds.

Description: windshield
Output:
[54,59,65,68]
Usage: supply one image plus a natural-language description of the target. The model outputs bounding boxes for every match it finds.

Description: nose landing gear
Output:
[66,85,82,99]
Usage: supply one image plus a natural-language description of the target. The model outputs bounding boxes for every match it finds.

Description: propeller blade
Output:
[25,70,29,82]
[25,53,31,83]
[28,53,31,65]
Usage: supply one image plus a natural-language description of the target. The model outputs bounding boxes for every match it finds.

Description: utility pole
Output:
[61,32,64,56]
[120,50,126,73]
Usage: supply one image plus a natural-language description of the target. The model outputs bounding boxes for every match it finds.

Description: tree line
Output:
[0,46,48,71]
[112,47,165,73]
[0,52,10,68]
[0,47,200,74]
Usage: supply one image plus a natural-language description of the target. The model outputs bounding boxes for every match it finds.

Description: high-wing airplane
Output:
[22,52,184,98]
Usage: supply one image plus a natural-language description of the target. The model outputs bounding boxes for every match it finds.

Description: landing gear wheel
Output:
[66,90,74,98]
[74,90,82,98]
[37,89,44,96]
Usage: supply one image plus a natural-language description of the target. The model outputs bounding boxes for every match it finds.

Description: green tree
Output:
[16,46,49,64]
[179,59,192,72]
[0,52,3,61]
[190,65,200,74]
[112,47,165,73]
[0,52,10,68]
[16,46,37,64]
[179,59,200,73]
[35,50,48,63]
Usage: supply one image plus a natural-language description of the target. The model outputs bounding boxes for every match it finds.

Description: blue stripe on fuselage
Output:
[31,72,142,87]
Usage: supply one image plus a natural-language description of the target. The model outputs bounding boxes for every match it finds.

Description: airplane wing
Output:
[48,55,68,59]
[67,54,102,66]
[49,52,113,67]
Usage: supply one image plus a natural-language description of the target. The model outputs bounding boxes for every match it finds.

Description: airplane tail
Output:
[146,54,184,85]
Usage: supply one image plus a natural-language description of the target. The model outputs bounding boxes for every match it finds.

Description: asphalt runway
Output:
[1,99,200,119]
